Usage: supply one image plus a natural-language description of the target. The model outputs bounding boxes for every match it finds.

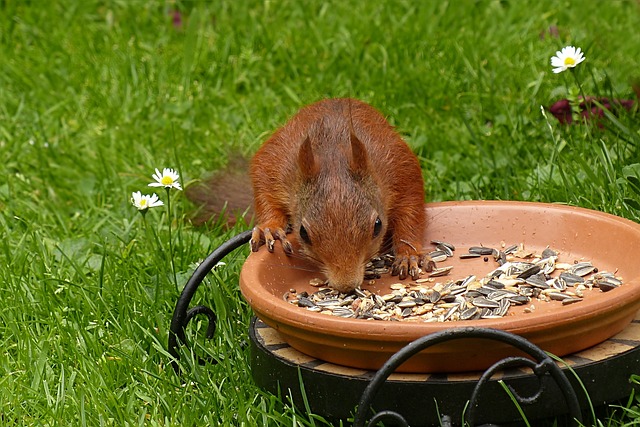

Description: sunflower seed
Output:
[597,281,619,292]
[428,290,442,303]
[397,300,417,309]
[547,292,573,301]
[516,264,542,279]
[332,307,355,317]
[429,266,454,277]
[297,296,316,308]
[562,297,583,305]
[436,244,455,257]
[472,296,501,308]
[428,250,448,263]
[469,246,495,256]
[559,271,585,285]
[460,307,479,320]
[503,244,519,255]
[460,253,482,259]
[431,240,456,252]
[569,262,596,277]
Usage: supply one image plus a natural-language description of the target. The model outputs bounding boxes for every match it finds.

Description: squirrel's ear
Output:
[349,132,370,177]
[298,136,319,179]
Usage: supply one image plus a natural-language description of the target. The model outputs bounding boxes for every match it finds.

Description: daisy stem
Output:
[165,187,179,293]
[541,106,559,184]
[141,212,163,305]
[571,69,587,107]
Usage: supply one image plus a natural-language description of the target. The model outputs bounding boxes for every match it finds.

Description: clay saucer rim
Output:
[240,201,640,344]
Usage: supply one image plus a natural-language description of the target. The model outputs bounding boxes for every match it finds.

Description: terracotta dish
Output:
[239,201,640,373]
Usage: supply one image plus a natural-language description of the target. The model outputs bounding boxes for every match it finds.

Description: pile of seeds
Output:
[285,242,624,322]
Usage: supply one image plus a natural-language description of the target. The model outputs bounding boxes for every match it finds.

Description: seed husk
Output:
[460,307,479,320]
[569,262,596,277]
[508,295,531,305]
[562,297,583,305]
[547,292,573,302]
[436,244,455,257]
[443,304,460,321]
[559,271,585,285]
[428,250,448,263]
[297,296,316,308]
[552,278,567,290]
[429,266,453,277]
[472,296,501,309]
[315,298,341,307]
[382,293,398,301]
[332,307,355,318]
[431,240,456,252]
[468,246,495,256]
[428,290,442,303]
[597,281,619,292]
[525,273,550,289]
[517,264,542,279]
[485,279,506,289]
[397,300,417,309]
[496,299,511,316]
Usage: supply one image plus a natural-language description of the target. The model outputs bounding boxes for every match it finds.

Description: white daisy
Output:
[551,46,585,74]
[148,167,182,190]
[131,191,164,210]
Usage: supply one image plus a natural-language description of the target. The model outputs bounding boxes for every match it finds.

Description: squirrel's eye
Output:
[299,224,311,245]
[373,217,383,238]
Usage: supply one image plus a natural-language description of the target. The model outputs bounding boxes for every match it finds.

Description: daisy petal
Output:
[549,45,585,73]
[148,167,182,190]
[132,191,164,210]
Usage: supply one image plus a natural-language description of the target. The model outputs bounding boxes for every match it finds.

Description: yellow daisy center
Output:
[140,199,147,206]
[564,57,576,66]
[161,176,174,185]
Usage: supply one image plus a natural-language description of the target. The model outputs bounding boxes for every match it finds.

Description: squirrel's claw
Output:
[250,226,293,255]
[421,254,436,273]
[408,255,420,280]
[250,227,263,252]
[264,228,276,252]
[391,258,407,279]
[272,228,293,254]
[391,254,420,280]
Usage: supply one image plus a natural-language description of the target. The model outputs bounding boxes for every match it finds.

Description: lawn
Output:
[2,0,640,425]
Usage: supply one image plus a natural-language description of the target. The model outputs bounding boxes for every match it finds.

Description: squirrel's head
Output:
[293,133,387,293]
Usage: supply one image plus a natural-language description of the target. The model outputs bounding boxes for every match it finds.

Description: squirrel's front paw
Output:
[391,254,420,280]
[250,225,293,255]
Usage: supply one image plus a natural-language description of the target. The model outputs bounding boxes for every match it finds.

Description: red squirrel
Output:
[247,98,432,292]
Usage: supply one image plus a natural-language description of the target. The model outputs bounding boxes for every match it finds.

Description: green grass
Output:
[1,0,640,425]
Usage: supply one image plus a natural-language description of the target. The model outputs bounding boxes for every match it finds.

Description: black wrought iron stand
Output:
[169,232,640,426]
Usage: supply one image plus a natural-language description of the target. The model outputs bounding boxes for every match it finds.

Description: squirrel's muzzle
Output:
[324,263,366,293]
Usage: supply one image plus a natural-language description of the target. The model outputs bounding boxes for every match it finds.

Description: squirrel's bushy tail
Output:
[185,157,254,227]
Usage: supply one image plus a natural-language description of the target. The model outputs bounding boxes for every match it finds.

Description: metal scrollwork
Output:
[168,230,252,373]
[353,327,583,427]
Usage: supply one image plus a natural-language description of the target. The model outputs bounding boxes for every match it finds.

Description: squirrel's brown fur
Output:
[188,98,429,292]
[248,98,429,292]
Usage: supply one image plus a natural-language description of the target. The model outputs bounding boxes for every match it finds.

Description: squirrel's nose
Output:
[325,265,365,293]
[328,279,362,293]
